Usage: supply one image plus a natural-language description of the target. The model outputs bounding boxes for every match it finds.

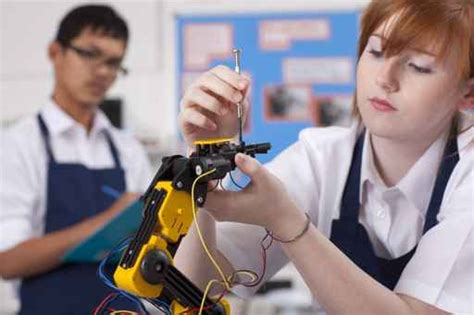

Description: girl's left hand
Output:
[203,153,303,235]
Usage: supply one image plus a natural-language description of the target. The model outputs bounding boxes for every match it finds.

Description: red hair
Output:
[353,0,473,115]
[359,0,473,79]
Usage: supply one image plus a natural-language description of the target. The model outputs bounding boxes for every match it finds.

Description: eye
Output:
[368,49,383,58]
[408,63,432,74]
[79,49,100,59]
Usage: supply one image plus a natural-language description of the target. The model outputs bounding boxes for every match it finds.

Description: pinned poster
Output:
[259,19,330,50]
[183,23,233,70]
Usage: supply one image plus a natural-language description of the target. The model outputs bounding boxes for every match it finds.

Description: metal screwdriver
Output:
[233,48,244,145]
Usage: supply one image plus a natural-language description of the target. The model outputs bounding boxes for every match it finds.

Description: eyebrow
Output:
[370,33,437,57]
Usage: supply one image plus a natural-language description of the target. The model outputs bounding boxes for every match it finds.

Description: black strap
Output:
[104,131,122,169]
[423,135,459,232]
[37,114,56,163]
[340,131,459,233]
[339,133,365,221]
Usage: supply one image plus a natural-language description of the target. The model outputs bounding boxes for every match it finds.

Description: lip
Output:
[369,97,397,112]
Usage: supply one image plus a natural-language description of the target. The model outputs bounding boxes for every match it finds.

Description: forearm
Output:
[174,209,234,291]
[275,211,447,315]
[0,207,119,279]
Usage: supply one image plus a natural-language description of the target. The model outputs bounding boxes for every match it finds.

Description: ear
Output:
[48,41,62,62]
[458,78,474,110]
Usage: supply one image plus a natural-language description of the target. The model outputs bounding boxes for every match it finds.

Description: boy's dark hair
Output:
[55,4,128,46]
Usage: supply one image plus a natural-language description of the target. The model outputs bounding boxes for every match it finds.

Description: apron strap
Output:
[339,130,459,232]
[103,131,122,169]
[37,114,56,163]
[339,132,365,222]
[423,134,459,232]
[37,114,123,169]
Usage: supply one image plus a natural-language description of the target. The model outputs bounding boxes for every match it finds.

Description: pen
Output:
[101,185,122,199]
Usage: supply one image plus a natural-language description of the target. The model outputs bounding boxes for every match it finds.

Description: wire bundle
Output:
[189,169,274,315]
[96,168,273,315]
[95,238,171,315]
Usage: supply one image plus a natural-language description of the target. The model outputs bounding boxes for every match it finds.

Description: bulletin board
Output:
[176,11,360,164]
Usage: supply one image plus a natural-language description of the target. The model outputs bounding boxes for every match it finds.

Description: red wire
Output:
[239,231,272,288]
[93,292,118,315]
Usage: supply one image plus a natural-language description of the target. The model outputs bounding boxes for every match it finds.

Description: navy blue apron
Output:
[19,114,131,314]
[330,132,459,290]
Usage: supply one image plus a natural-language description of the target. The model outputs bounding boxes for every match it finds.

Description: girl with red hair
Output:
[176,1,473,314]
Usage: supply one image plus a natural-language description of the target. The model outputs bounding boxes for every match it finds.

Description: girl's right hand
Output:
[178,65,250,148]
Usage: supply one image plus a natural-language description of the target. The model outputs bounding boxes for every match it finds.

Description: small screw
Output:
[197,197,204,204]
[233,48,241,74]
[195,165,203,175]
[154,263,163,272]
[176,181,183,189]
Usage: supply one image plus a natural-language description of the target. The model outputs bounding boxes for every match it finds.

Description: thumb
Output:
[235,153,262,179]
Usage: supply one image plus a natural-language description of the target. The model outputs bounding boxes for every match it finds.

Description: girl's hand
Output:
[204,153,305,237]
[178,65,250,148]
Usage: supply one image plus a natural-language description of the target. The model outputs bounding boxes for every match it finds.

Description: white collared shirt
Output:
[0,100,153,312]
[0,100,153,251]
[216,113,473,314]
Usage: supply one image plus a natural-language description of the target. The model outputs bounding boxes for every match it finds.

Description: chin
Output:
[79,95,104,108]
[363,118,416,142]
[359,108,405,140]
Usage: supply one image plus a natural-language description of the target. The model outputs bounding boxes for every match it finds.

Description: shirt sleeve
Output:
[395,165,474,314]
[0,128,40,252]
[216,138,321,298]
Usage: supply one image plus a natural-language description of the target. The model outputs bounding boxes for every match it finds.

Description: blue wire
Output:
[101,185,122,199]
[97,237,171,315]
[97,238,149,314]
[99,240,146,308]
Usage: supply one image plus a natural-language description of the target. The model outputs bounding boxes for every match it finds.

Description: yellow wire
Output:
[109,311,138,315]
[191,169,231,290]
[198,279,220,315]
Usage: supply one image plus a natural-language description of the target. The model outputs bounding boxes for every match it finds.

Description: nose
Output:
[375,58,399,93]
[95,62,117,78]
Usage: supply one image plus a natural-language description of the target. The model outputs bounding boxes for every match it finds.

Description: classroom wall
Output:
[1,0,369,156]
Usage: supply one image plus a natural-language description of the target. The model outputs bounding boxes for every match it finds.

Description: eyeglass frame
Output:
[63,43,129,76]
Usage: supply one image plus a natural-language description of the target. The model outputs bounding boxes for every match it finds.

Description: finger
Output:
[241,98,251,120]
[180,107,217,131]
[183,88,227,116]
[234,153,263,180]
[204,189,238,219]
[195,71,244,104]
[210,65,250,91]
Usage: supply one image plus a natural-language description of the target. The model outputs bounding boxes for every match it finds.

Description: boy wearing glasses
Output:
[0,5,151,314]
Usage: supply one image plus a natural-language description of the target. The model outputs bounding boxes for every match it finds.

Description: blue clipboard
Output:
[63,200,143,263]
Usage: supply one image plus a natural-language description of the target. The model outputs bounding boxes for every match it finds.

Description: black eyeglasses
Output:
[65,44,128,76]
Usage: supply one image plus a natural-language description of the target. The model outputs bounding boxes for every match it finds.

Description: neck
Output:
[370,126,450,187]
[52,87,96,132]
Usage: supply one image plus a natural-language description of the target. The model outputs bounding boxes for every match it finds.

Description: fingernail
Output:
[238,80,247,89]
[207,122,217,130]
[236,153,246,164]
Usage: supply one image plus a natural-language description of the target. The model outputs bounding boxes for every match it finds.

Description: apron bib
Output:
[330,132,459,290]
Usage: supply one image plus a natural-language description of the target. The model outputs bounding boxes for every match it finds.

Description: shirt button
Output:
[376,209,386,219]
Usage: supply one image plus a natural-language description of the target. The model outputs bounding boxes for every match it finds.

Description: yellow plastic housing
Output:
[113,235,170,297]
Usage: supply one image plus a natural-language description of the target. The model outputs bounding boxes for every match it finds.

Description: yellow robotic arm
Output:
[112,138,271,314]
